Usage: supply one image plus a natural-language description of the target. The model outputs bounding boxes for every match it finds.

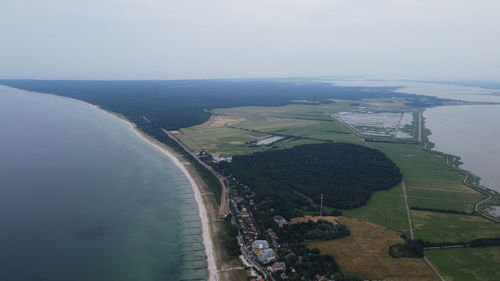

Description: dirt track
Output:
[418,111,423,142]
[401,178,415,239]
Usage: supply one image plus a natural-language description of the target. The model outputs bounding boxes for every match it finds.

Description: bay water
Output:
[425,105,500,192]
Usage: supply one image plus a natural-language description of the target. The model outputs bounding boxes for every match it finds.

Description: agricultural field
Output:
[176,125,269,155]
[343,183,410,236]
[426,246,500,281]
[412,210,500,242]
[177,103,363,156]
[308,217,438,281]
[371,143,484,213]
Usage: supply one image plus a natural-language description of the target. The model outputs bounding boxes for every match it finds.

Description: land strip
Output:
[423,145,500,223]
[162,128,229,217]
[423,256,445,281]
[418,111,423,142]
[402,178,415,239]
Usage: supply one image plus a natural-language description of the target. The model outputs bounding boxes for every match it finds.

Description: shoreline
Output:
[2,85,220,280]
[87,103,219,281]
[421,111,500,222]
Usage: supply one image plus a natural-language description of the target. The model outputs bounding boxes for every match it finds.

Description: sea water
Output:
[0,86,207,281]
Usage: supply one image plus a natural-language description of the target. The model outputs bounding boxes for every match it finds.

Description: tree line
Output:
[389,237,500,258]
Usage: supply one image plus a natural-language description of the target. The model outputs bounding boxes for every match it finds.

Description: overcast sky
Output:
[1,0,499,80]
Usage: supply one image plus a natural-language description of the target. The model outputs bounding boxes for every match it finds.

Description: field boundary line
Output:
[424,255,446,281]
[401,178,415,239]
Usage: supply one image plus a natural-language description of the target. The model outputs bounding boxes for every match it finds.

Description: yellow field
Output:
[307,217,438,281]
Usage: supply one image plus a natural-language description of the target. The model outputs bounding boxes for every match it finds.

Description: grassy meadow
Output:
[412,210,500,242]
[343,183,410,236]
[426,246,500,281]
[371,143,484,213]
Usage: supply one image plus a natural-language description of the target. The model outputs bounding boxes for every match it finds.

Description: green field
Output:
[371,143,484,213]
[412,210,500,242]
[426,246,500,281]
[343,183,410,236]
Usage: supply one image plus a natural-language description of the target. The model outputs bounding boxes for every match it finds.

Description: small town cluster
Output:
[203,151,348,281]
[230,182,289,281]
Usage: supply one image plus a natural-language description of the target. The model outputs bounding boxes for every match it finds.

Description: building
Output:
[272,261,286,271]
[212,155,233,163]
[252,240,269,254]
[257,248,277,264]
[273,215,288,226]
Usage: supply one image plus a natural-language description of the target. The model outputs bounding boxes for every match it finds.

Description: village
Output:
[200,151,343,281]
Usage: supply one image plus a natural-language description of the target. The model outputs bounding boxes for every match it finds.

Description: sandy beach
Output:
[87,103,219,281]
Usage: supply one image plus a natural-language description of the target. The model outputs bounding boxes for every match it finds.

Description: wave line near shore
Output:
[87,103,219,281]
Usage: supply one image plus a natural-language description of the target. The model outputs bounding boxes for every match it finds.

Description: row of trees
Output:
[276,220,350,243]
[410,206,467,215]
[389,237,500,259]
[138,122,223,202]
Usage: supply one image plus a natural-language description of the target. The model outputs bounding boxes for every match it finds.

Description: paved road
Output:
[162,129,229,217]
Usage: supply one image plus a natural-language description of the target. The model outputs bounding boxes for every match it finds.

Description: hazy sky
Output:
[1,0,499,80]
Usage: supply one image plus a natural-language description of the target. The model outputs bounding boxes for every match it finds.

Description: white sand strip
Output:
[87,104,219,281]
[11,86,219,281]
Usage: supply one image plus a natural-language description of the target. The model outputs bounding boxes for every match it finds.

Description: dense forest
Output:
[225,143,402,212]
[0,79,444,130]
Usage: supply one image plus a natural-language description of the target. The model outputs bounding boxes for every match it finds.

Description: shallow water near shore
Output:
[0,86,207,281]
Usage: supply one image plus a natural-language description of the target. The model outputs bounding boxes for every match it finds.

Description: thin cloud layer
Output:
[1,0,499,79]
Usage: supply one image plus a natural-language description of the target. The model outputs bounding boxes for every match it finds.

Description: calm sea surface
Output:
[0,86,207,281]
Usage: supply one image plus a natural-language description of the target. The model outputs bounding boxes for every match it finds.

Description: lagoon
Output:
[424,104,500,192]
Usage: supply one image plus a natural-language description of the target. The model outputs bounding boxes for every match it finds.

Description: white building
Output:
[252,240,269,253]
[257,248,277,264]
